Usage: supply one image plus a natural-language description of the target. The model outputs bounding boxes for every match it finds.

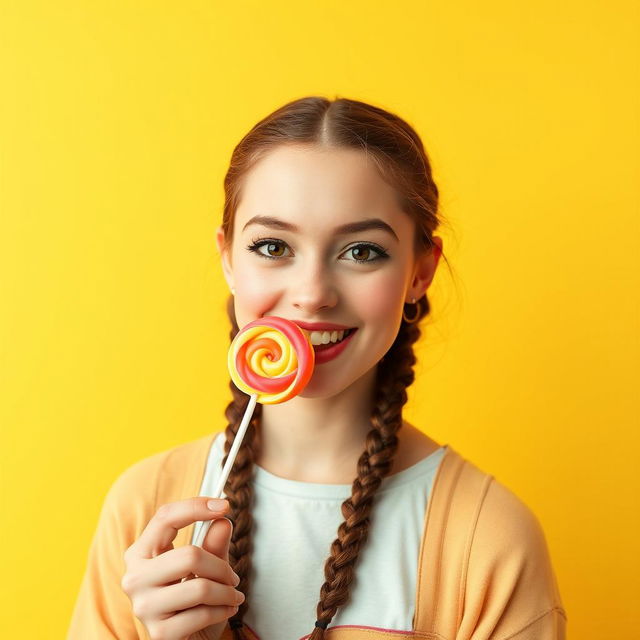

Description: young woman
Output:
[68,96,566,640]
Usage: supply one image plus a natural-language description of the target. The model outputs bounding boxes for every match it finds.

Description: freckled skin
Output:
[216,143,443,479]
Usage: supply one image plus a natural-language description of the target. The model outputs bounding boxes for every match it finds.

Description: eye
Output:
[245,238,390,264]
[246,239,291,260]
[341,243,390,264]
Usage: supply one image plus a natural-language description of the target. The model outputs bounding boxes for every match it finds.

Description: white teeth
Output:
[309,331,323,345]
[309,329,349,345]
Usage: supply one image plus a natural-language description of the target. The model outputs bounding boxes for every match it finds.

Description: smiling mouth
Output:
[305,328,357,350]
[307,329,355,351]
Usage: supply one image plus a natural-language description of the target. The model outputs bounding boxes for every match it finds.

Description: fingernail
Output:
[232,571,240,586]
[207,498,228,510]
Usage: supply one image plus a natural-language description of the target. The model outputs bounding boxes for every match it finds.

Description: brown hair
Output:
[218,96,451,639]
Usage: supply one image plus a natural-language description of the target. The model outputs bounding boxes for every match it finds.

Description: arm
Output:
[66,456,163,640]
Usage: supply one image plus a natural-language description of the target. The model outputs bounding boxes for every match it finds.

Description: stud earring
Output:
[230,287,236,296]
[402,297,420,323]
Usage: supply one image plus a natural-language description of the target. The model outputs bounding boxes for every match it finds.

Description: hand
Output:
[121,497,245,640]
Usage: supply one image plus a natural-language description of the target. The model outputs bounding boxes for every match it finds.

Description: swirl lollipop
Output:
[229,315,315,404]
[191,316,314,549]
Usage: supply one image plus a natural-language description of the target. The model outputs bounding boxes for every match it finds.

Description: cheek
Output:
[352,271,407,362]
[354,271,405,321]
[232,262,280,322]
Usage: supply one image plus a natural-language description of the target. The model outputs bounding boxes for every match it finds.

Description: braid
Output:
[220,295,428,639]
[308,297,427,638]
[221,298,261,639]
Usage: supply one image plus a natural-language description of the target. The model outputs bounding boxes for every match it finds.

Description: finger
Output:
[129,497,229,560]
[151,604,239,640]
[147,542,238,586]
[180,518,235,586]
[202,516,233,564]
[141,577,244,619]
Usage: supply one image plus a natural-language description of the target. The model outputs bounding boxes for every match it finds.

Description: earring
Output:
[230,287,236,296]
[402,297,420,323]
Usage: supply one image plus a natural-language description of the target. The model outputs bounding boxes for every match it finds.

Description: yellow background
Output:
[1,1,638,637]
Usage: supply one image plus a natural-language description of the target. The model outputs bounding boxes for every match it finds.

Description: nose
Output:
[290,260,338,314]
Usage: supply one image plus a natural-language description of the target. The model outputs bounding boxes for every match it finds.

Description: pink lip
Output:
[310,328,358,365]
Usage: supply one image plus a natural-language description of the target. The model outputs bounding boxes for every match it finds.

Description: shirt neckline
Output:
[213,433,447,500]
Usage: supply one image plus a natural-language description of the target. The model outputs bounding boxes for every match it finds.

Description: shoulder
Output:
[392,422,443,473]
[464,460,556,571]
[437,448,555,559]
[448,451,567,632]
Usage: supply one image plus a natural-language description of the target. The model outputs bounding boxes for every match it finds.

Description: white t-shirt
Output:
[192,432,447,640]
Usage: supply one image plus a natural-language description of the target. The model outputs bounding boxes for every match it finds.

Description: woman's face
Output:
[216,144,442,399]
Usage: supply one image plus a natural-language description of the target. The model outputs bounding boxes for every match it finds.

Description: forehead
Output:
[234,144,411,236]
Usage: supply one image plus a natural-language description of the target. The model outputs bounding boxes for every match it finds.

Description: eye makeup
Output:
[245,237,390,264]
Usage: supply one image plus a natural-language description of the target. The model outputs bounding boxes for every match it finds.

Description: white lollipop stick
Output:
[191,392,258,549]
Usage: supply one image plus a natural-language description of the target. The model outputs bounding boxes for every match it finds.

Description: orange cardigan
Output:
[67,433,567,639]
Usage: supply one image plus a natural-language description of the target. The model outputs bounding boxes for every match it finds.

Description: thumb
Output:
[202,515,233,562]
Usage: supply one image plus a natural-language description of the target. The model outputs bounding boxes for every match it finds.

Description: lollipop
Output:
[190,316,314,550]
[229,315,315,404]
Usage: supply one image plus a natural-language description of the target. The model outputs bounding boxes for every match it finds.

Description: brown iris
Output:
[352,246,370,261]
[266,243,285,257]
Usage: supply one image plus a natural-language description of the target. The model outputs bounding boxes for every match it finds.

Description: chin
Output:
[298,365,377,401]
[296,378,343,400]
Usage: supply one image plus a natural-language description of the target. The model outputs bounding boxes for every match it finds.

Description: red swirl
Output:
[234,316,314,400]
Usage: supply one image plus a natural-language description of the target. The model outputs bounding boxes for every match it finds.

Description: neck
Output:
[254,366,378,483]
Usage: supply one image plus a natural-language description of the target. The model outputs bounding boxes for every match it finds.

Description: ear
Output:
[215,225,234,292]
[407,236,443,302]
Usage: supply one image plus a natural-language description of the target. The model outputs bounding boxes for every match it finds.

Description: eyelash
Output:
[245,238,390,264]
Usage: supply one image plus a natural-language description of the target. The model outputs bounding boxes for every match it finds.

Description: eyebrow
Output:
[241,215,399,242]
